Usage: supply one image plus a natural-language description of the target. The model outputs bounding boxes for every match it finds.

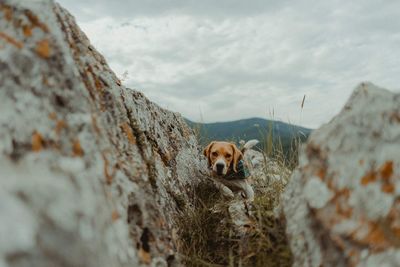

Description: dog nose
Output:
[216,163,224,174]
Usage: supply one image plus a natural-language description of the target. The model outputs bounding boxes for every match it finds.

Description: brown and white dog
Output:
[203,140,259,201]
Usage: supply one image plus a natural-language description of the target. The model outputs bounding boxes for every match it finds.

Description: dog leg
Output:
[215,182,235,199]
[242,183,254,201]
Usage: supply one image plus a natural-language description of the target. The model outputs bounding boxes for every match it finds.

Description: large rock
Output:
[283,83,400,267]
[0,1,203,266]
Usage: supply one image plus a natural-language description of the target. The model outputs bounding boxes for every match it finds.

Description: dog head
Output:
[203,141,243,176]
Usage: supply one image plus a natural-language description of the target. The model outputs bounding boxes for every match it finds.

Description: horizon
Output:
[58,0,400,128]
[186,116,313,129]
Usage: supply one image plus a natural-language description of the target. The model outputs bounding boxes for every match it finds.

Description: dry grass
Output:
[176,170,293,266]
[245,178,293,267]
[176,181,228,266]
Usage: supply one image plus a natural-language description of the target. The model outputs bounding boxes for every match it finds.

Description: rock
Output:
[244,149,291,184]
[0,1,204,266]
[283,83,400,267]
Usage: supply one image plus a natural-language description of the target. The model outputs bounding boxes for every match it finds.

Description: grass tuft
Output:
[177,181,228,266]
[245,179,293,267]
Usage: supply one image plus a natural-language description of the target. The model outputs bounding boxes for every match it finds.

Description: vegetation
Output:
[177,96,311,267]
[177,171,293,266]
[176,137,297,266]
[177,110,311,266]
[186,117,311,168]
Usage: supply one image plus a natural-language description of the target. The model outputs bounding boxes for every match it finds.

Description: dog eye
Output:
[211,152,218,157]
[226,154,232,158]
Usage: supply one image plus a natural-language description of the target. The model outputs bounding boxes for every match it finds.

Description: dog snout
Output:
[216,162,225,175]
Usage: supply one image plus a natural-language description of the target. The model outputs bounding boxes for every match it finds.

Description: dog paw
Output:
[221,186,235,199]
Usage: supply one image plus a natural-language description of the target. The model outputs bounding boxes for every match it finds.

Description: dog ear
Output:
[230,143,243,172]
[203,142,215,167]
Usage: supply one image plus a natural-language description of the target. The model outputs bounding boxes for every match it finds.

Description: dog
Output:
[203,140,259,201]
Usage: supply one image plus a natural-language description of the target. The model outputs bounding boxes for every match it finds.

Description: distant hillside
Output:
[186,117,312,162]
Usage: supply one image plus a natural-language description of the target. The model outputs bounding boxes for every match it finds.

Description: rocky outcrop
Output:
[0,1,204,266]
[283,83,400,267]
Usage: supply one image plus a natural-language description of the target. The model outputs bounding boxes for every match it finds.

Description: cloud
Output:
[58,0,288,21]
[58,0,400,128]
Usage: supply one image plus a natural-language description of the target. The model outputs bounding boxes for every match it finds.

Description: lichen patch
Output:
[36,39,51,58]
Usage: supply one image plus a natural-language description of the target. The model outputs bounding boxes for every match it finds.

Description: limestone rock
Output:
[0,1,203,266]
[283,83,400,267]
[244,149,291,184]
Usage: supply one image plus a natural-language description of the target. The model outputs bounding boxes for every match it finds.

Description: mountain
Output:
[186,117,312,161]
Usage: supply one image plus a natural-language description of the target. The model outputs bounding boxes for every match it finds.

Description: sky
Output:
[58,0,400,128]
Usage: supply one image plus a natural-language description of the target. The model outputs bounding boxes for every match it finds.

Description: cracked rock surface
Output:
[283,83,400,267]
[0,1,204,266]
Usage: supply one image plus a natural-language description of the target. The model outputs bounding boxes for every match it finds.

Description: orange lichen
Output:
[111,210,120,222]
[36,39,51,58]
[381,183,395,194]
[72,139,84,157]
[335,188,351,199]
[378,161,395,193]
[351,222,390,250]
[55,120,66,135]
[380,161,393,180]
[22,25,32,37]
[333,188,353,218]
[32,131,43,152]
[316,168,326,180]
[3,6,13,21]
[363,223,388,248]
[94,77,102,90]
[361,171,377,186]
[1,5,13,21]
[0,32,23,49]
[121,122,136,144]
[335,203,353,219]
[24,10,49,32]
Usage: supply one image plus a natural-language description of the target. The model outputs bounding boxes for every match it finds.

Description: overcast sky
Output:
[58,0,400,128]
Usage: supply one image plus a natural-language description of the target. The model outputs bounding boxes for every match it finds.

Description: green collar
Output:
[224,160,249,180]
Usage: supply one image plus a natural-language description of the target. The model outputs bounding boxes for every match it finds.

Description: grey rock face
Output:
[0,1,203,266]
[283,83,400,267]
